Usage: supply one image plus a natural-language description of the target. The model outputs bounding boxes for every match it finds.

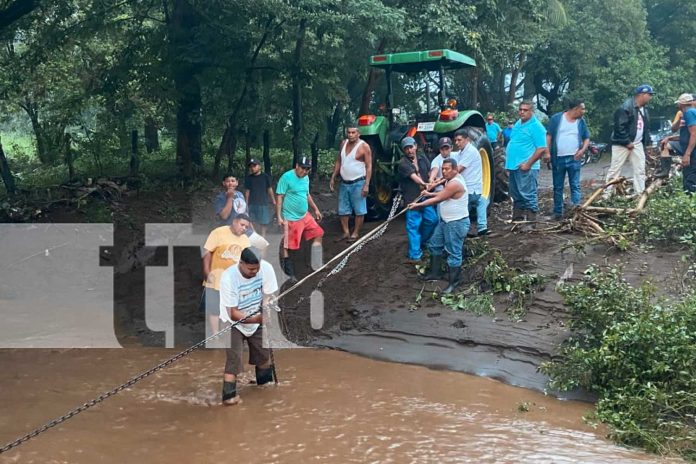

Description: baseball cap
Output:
[298,155,311,168]
[675,93,694,105]
[248,158,260,166]
[634,84,655,95]
[400,137,416,149]
[439,137,452,148]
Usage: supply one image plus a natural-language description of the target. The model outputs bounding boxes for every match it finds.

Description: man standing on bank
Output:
[408,158,469,294]
[398,137,438,264]
[276,156,324,281]
[244,158,276,238]
[219,248,279,405]
[506,101,548,223]
[605,84,653,196]
[486,114,503,150]
[546,98,590,219]
[330,126,372,243]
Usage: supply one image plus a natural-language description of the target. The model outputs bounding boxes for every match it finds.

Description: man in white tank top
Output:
[407,158,470,294]
[330,126,373,243]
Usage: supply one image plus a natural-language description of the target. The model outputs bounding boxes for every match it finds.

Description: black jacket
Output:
[611,97,651,147]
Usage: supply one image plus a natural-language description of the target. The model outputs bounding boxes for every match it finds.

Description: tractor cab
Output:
[357,49,500,219]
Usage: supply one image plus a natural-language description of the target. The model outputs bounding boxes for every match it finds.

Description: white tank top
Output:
[440,175,469,223]
[340,139,367,181]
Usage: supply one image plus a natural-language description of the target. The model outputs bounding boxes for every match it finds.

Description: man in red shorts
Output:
[276,156,324,282]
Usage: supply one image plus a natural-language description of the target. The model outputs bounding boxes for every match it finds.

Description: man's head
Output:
[239,247,261,279]
[400,137,416,158]
[675,93,694,110]
[294,155,312,177]
[441,158,458,180]
[439,137,453,156]
[231,214,251,236]
[507,121,514,128]
[486,115,494,124]
[518,101,535,122]
[248,158,261,174]
[566,98,586,119]
[453,129,470,150]
[222,175,238,191]
[345,125,360,143]
[634,84,654,107]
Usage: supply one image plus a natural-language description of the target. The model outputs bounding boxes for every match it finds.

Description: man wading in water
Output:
[219,248,279,405]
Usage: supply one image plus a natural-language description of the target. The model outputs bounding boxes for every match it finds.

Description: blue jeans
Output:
[552,156,581,216]
[428,217,470,268]
[405,206,438,259]
[508,169,539,212]
[468,193,489,232]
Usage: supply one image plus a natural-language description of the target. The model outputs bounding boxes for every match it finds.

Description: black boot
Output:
[281,257,298,283]
[442,267,462,294]
[255,365,275,385]
[655,157,672,178]
[222,380,241,405]
[420,254,444,281]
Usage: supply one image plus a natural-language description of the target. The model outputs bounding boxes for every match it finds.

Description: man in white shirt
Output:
[218,248,279,405]
[428,137,455,192]
[453,129,488,236]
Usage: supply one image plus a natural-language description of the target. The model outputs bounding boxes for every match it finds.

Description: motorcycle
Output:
[581,141,607,165]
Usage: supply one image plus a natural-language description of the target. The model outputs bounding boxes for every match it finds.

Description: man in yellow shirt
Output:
[201,214,251,339]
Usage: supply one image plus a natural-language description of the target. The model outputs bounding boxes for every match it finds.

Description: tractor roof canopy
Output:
[369,49,476,73]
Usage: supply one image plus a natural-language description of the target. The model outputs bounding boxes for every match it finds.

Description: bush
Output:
[542,265,696,460]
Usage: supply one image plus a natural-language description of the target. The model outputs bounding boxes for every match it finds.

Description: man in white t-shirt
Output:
[218,248,279,405]
[428,137,455,192]
[453,129,488,236]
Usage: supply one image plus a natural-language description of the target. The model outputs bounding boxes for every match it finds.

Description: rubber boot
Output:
[222,380,241,405]
[655,157,671,178]
[255,365,274,386]
[442,267,462,294]
[281,257,298,284]
[419,254,444,281]
[523,211,537,231]
[512,207,526,221]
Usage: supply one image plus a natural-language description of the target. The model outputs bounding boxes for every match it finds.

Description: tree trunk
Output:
[226,131,238,175]
[262,129,271,175]
[359,39,386,115]
[212,17,276,179]
[130,129,140,177]
[144,117,159,152]
[325,103,342,149]
[0,136,17,196]
[244,129,252,167]
[470,66,479,109]
[23,104,52,164]
[64,133,75,181]
[508,52,526,105]
[291,18,308,163]
[169,0,202,181]
[310,132,319,179]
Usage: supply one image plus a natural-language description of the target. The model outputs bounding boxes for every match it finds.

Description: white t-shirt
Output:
[556,115,580,157]
[634,109,645,144]
[455,143,483,194]
[430,153,454,191]
[219,260,278,336]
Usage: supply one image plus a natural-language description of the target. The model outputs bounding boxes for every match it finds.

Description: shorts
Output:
[283,212,324,250]
[225,326,270,375]
[338,179,368,216]
[201,287,220,316]
[249,204,272,225]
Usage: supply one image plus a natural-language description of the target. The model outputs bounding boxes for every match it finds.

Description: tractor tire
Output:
[462,126,498,211]
[493,146,509,202]
[365,138,396,220]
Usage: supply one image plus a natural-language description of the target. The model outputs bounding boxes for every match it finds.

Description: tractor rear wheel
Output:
[462,126,497,212]
[493,146,509,202]
[365,138,396,220]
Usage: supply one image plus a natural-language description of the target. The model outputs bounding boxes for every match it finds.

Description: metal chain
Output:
[0,193,407,455]
[0,310,259,455]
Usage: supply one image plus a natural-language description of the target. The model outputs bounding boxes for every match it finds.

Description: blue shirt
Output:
[214,191,247,225]
[486,122,502,143]
[505,117,547,170]
[502,126,513,144]
[680,107,696,151]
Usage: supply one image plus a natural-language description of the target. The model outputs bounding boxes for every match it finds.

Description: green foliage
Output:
[542,266,696,460]
[483,249,544,321]
[440,291,495,316]
[602,178,696,252]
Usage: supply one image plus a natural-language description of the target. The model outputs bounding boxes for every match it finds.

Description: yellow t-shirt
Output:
[203,226,250,290]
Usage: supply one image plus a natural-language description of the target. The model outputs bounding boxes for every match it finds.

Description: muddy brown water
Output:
[0,348,681,463]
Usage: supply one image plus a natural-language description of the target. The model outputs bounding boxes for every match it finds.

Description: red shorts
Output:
[283,212,324,250]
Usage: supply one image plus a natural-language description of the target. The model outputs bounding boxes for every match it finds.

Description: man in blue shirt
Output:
[659,94,696,192]
[546,98,590,219]
[502,121,514,147]
[505,101,548,224]
[486,115,502,150]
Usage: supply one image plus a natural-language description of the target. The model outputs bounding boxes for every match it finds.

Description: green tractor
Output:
[357,49,508,219]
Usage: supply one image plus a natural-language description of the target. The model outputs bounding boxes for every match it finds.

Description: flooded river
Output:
[0,348,681,463]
